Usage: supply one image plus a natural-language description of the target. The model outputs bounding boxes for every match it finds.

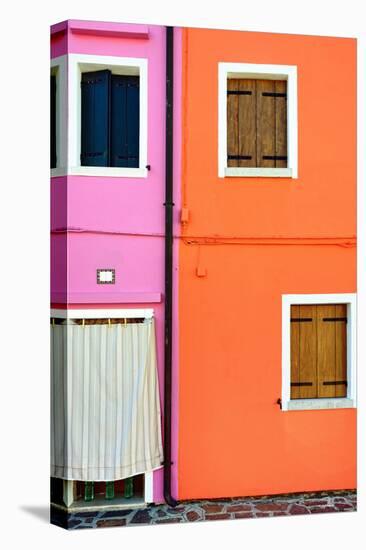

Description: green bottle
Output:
[84,481,94,502]
[124,477,134,499]
[105,481,115,500]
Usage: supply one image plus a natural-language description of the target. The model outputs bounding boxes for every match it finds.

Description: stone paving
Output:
[51,489,356,530]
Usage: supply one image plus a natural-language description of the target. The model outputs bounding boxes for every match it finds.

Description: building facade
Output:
[177,27,356,500]
[50,20,357,527]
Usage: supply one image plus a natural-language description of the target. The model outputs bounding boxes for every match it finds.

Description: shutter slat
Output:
[335,304,347,397]
[275,80,287,168]
[298,305,317,398]
[110,75,128,167]
[227,79,239,167]
[290,305,300,399]
[238,79,256,167]
[256,80,276,168]
[111,75,140,168]
[126,76,140,168]
[81,70,111,167]
[317,305,337,398]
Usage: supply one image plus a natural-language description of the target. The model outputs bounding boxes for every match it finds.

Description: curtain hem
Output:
[51,454,164,481]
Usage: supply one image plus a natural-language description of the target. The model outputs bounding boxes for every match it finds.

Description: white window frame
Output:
[68,53,148,178]
[281,293,357,411]
[218,62,298,179]
[51,307,156,510]
[50,55,67,177]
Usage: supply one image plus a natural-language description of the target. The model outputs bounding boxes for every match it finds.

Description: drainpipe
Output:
[163,25,178,508]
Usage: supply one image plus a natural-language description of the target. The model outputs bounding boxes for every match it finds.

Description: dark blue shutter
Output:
[111,75,140,168]
[81,70,111,166]
[50,75,57,169]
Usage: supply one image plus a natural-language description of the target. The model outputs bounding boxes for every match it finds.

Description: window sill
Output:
[51,167,67,178]
[51,166,148,178]
[224,167,293,178]
[68,166,148,178]
[284,398,355,411]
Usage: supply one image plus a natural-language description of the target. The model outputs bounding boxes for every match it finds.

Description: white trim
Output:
[51,308,154,319]
[281,293,357,411]
[144,471,154,503]
[68,53,148,178]
[52,499,146,513]
[51,55,67,177]
[287,398,354,411]
[68,166,147,178]
[218,62,298,179]
[225,167,292,178]
[63,480,74,507]
[59,472,154,509]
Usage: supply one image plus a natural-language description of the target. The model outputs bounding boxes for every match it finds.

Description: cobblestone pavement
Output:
[51,489,356,530]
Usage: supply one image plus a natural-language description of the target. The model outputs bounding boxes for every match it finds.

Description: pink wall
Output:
[50,21,183,503]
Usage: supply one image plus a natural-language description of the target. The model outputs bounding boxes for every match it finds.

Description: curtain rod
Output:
[50,317,151,325]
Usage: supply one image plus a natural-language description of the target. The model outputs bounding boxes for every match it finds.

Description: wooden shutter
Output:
[50,74,57,169]
[291,304,347,399]
[317,304,347,398]
[227,79,256,167]
[290,305,317,399]
[111,75,140,168]
[256,80,276,168]
[256,79,287,168]
[81,70,111,167]
[274,81,287,168]
[227,78,287,168]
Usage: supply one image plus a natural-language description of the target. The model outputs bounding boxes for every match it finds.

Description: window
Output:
[50,55,67,176]
[50,74,57,168]
[227,79,287,169]
[290,304,347,399]
[80,70,139,168]
[68,54,148,178]
[281,294,356,411]
[218,63,297,178]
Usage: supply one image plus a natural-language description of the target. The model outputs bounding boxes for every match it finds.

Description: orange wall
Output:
[178,28,356,499]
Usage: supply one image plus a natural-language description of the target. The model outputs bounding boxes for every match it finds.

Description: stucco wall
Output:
[50,21,183,503]
[178,27,356,499]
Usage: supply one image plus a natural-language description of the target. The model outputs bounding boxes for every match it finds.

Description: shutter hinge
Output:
[262,92,287,98]
[227,90,252,96]
[323,317,347,323]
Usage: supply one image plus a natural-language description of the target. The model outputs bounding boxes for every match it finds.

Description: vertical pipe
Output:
[163,25,178,507]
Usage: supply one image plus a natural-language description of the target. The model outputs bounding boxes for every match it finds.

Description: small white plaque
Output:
[97,269,115,284]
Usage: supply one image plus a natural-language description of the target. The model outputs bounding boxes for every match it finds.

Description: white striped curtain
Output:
[51,318,164,481]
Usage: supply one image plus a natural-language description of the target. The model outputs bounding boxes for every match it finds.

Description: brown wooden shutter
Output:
[256,79,287,168]
[334,305,347,397]
[291,304,347,400]
[317,304,347,398]
[227,79,239,167]
[256,80,276,168]
[227,78,287,169]
[274,81,287,168]
[238,80,256,167]
[290,305,300,399]
[227,79,256,167]
[290,305,317,399]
